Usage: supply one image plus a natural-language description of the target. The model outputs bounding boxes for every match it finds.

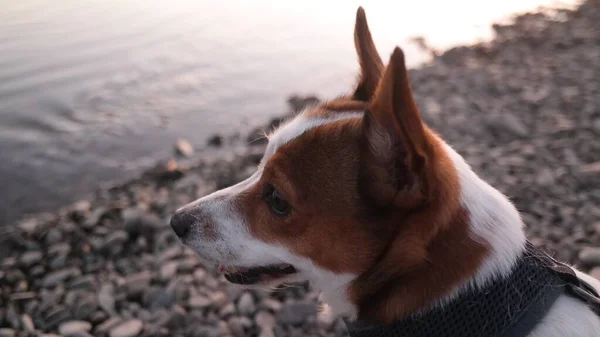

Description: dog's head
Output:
[171,8,488,322]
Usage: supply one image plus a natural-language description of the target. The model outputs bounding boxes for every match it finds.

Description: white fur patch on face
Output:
[178,110,363,318]
[261,111,364,168]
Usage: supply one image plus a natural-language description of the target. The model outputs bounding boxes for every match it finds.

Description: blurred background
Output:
[0,0,576,225]
[2,1,600,337]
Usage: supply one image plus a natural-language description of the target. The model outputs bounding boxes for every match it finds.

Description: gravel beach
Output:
[1,1,599,336]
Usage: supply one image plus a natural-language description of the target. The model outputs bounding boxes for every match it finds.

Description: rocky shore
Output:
[1,1,599,336]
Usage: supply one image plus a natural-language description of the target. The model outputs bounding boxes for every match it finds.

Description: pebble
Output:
[0,329,15,337]
[94,317,123,334]
[9,291,36,301]
[98,283,117,315]
[159,261,178,281]
[21,314,35,332]
[237,292,255,315]
[43,268,80,288]
[103,230,129,255]
[260,298,282,312]
[109,319,144,337]
[256,311,276,328]
[58,321,92,336]
[276,302,317,326]
[124,271,152,297]
[590,267,600,281]
[175,138,194,157]
[19,251,43,267]
[578,247,600,266]
[189,295,211,309]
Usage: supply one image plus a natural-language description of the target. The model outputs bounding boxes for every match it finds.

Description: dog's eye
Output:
[265,188,291,216]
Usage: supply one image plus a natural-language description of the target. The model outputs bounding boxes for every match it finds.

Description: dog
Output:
[170,7,600,337]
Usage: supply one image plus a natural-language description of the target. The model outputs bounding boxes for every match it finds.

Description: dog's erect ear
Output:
[361,47,435,207]
[352,7,384,102]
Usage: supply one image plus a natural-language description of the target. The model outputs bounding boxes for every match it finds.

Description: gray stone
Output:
[276,302,317,325]
[0,329,15,337]
[219,303,236,318]
[255,311,276,328]
[43,268,80,288]
[209,291,228,308]
[237,292,255,315]
[48,243,71,256]
[159,261,178,281]
[94,317,122,334]
[260,298,282,312]
[9,292,36,301]
[58,320,92,336]
[590,267,600,281]
[21,314,35,332]
[175,138,194,157]
[227,317,247,337]
[125,271,152,297]
[69,275,96,290]
[109,319,144,337]
[579,247,600,266]
[19,251,43,267]
[98,283,116,315]
[188,295,211,309]
[103,230,129,256]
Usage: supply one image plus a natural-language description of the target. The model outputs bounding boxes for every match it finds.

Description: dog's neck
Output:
[314,142,527,323]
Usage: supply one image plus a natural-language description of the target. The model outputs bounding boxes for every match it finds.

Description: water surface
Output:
[0,0,575,224]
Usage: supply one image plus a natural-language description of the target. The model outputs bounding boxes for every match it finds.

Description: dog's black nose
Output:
[170,211,194,238]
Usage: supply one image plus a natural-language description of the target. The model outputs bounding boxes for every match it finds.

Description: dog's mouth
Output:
[218,263,297,285]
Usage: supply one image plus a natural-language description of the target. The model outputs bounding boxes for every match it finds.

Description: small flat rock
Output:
[590,267,600,281]
[209,291,228,308]
[189,295,211,309]
[103,230,129,255]
[175,138,194,157]
[19,251,43,266]
[69,275,96,290]
[109,319,144,337]
[260,298,282,312]
[43,268,80,288]
[158,247,182,262]
[228,317,247,337]
[9,292,36,301]
[193,269,207,282]
[501,114,529,137]
[255,311,276,328]
[594,222,600,235]
[236,292,255,315]
[98,283,117,315]
[125,271,152,296]
[581,162,600,175]
[21,314,35,332]
[276,302,317,325]
[159,261,178,281]
[578,247,600,266]
[94,317,123,334]
[0,328,16,337]
[59,320,92,335]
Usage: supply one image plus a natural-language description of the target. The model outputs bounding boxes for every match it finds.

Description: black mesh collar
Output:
[345,242,600,337]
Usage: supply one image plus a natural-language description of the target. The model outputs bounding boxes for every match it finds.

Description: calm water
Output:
[0,0,574,225]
